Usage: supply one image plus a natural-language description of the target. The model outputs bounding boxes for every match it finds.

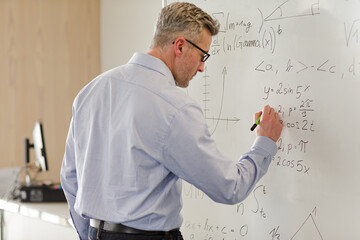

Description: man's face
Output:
[173,30,212,88]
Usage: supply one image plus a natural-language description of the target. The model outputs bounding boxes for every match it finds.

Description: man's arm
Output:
[162,104,281,204]
[60,118,89,240]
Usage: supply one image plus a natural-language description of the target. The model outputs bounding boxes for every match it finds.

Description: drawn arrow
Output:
[210,67,227,135]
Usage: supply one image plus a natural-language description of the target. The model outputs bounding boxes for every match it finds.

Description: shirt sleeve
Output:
[162,103,277,204]
[60,117,89,240]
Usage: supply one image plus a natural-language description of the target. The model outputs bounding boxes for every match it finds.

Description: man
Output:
[61,2,283,240]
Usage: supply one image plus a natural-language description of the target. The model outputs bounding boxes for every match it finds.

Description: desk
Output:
[0,199,78,240]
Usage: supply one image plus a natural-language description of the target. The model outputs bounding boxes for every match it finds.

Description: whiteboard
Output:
[166,0,360,239]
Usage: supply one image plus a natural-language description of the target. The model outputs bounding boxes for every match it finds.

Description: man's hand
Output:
[254,105,283,142]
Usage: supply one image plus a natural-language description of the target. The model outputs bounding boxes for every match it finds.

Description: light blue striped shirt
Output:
[60,53,277,240]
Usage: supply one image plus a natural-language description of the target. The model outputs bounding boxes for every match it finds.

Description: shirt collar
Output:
[128,53,176,87]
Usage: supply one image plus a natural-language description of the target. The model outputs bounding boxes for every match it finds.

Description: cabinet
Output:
[0,199,78,240]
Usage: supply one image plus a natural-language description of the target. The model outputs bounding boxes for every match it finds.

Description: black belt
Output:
[90,219,179,236]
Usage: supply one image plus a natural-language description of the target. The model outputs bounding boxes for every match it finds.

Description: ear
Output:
[172,37,186,58]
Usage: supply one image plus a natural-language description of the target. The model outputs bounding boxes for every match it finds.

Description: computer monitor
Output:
[32,122,48,171]
[20,122,66,202]
[24,121,48,185]
[24,121,48,172]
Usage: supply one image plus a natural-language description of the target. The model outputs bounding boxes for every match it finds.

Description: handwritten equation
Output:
[255,57,360,79]
[182,183,323,239]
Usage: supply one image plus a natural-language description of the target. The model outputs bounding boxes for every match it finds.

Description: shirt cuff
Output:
[251,136,277,158]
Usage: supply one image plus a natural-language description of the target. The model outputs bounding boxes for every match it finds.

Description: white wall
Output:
[101,0,163,72]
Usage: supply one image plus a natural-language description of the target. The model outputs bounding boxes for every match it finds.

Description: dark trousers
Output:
[88,226,184,240]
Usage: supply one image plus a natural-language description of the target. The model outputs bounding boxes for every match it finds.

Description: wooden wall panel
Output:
[0,0,100,182]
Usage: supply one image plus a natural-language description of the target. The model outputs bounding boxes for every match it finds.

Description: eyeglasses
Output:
[185,39,210,62]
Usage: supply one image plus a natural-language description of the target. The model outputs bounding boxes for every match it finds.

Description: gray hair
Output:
[151,2,220,48]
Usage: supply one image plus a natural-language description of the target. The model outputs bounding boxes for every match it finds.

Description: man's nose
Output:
[197,61,205,72]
